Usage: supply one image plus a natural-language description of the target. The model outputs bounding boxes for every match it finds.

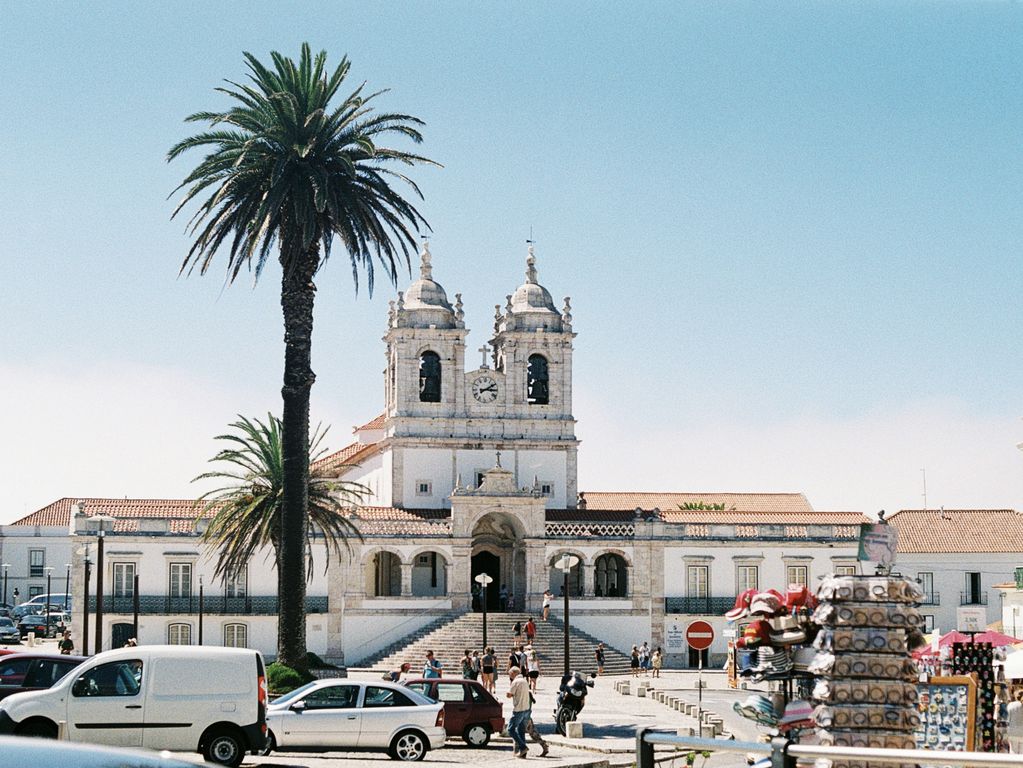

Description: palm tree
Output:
[169,44,435,668]
[195,414,365,588]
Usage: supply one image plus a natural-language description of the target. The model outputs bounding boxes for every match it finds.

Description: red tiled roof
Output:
[548,508,867,526]
[355,413,386,432]
[887,509,1023,553]
[11,498,213,528]
[578,491,814,513]
[346,506,451,536]
[312,441,380,475]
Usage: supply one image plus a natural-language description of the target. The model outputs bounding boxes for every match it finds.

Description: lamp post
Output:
[64,564,71,612]
[556,554,580,676]
[198,574,204,646]
[43,567,54,638]
[1,564,9,607]
[132,573,139,643]
[79,544,91,656]
[89,515,115,654]
[474,573,493,649]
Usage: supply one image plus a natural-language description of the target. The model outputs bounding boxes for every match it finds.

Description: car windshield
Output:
[269,681,319,706]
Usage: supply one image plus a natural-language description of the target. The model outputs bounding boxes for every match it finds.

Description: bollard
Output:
[637,685,646,697]
[58,720,67,740]
[27,632,35,648]
[565,721,584,738]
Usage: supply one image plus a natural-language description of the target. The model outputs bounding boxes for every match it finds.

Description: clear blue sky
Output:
[2,1,1022,522]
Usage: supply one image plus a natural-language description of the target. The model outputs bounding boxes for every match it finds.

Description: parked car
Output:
[17,612,69,639]
[0,652,86,700]
[23,594,72,611]
[0,645,267,767]
[404,677,504,747]
[0,735,202,767]
[263,678,445,761]
[0,618,20,645]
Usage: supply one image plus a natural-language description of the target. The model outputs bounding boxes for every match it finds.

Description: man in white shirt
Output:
[506,667,531,757]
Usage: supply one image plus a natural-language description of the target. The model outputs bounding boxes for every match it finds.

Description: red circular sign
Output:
[685,620,715,651]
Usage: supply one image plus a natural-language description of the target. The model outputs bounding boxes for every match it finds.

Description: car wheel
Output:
[463,723,491,747]
[261,730,277,757]
[17,719,58,739]
[203,729,244,767]
[389,730,428,761]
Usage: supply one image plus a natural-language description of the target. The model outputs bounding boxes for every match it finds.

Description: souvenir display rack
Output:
[951,641,995,751]
[914,675,977,754]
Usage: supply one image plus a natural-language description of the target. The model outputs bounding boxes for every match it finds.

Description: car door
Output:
[0,657,33,700]
[66,659,145,747]
[434,682,471,736]
[357,685,423,749]
[22,658,78,693]
[283,683,361,748]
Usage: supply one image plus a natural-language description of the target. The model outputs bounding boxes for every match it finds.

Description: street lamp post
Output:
[90,515,115,654]
[80,545,91,656]
[43,567,54,638]
[556,554,580,676]
[474,573,493,649]
[132,573,140,643]
[198,575,204,646]
[64,564,71,612]
[1,564,9,607]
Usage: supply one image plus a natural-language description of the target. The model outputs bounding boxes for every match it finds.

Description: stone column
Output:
[400,563,413,597]
[524,540,547,612]
[450,543,471,611]
[582,561,594,597]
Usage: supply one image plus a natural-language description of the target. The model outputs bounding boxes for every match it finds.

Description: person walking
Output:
[461,649,474,679]
[384,662,412,683]
[513,620,523,643]
[509,645,522,674]
[471,650,481,681]
[499,584,509,612]
[506,667,531,758]
[526,646,540,692]
[594,642,606,676]
[542,589,553,621]
[525,714,549,757]
[652,647,663,678]
[525,617,536,644]
[423,650,443,678]
[58,631,74,655]
[482,647,496,693]
[639,642,651,676]
[1008,690,1023,753]
[630,645,640,677]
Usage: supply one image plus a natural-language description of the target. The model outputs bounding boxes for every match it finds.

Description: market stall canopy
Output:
[938,629,1021,647]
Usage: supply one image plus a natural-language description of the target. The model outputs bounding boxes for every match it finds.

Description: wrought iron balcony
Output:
[665,596,736,615]
[919,591,940,605]
[960,591,987,606]
[87,595,328,615]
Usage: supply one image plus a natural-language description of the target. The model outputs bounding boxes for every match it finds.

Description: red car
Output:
[0,652,87,701]
[404,677,504,747]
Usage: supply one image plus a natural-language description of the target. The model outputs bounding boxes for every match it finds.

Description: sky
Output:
[1,2,1022,523]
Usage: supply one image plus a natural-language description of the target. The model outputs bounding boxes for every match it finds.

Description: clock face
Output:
[472,375,498,403]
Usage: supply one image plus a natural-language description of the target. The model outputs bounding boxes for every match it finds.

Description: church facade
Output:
[6,243,870,667]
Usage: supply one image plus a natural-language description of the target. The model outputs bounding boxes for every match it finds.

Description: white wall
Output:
[0,525,73,605]
[571,613,650,656]
[344,610,450,664]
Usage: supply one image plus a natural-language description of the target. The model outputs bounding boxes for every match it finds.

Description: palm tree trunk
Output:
[277,246,320,671]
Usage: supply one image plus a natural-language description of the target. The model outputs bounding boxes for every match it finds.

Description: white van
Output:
[0,645,267,767]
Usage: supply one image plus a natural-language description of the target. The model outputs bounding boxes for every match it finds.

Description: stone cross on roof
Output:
[420,239,433,280]
[479,345,489,369]
[525,241,538,284]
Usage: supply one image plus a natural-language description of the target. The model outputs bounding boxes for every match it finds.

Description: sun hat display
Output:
[725,588,758,621]
[779,699,814,725]
[736,619,772,649]
[784,584,818,612]
[749,589,784,617]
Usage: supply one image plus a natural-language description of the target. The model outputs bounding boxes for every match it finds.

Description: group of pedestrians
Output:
[629,641,662,677]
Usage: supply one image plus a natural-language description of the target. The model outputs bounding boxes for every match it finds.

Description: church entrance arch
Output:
[470,510,526,612]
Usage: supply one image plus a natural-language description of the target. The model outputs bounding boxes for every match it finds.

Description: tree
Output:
[170,44,435,668]
[195,414,365,585]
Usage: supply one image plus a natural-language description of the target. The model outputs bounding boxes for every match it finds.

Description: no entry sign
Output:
[685,620,715,651]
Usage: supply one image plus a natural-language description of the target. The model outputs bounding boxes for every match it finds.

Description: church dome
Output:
[511,281,558,314]
[503,244,563,332]
[404,274,452,312]
[392,242,462,330]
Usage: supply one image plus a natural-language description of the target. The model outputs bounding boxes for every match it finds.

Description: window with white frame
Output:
[167,623,191,645]
[687,565,709,598]
[415,481,432,497]
[736,564,759,594]
[29,586,44,598]
[168,563,192,598]
[923,615,935,633]
[918,572,934,603]
[29,549,44,578]
[539,481,554,497]
[834,564,858,576]
[787,565,809,587]
[225,568,247,598]
[224,623,247,648]
[113,563,136,598]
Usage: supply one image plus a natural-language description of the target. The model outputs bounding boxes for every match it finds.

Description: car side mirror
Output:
[71,676,88,696]
[290,700,307,712]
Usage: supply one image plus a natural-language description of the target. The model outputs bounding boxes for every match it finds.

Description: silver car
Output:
[0,617,19,644]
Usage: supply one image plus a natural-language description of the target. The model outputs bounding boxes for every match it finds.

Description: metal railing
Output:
[664,597,736,614]
[637,730,1023,768]
[960,591,988,605]
[920,590,940,605]
[87,595,328,615]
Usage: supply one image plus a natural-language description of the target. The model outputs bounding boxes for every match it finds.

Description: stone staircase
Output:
[358,612,634,676]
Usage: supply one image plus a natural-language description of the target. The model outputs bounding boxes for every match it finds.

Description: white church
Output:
[6,243,869,667]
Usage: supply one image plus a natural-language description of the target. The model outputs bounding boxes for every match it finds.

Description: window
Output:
[737,565,759,593]
[167,623,191,645]
[419,351,441,402]
[834,564,858,576]
[594,553,628,597]
[363,686,415,708]
[539,481,554,496]
[372,551,401,597]
[72,660,142,697]
[303,684,359,709]
[0,657,31,680]
[475,472,486,489]
[225,568,247,598]
[527,354,549,405]
[923,615,935,633]
[435,683,469,703]
[28,586,44,598]
[787,565,808,587]
[415,481,432,497]
[687,565,709,598]
[965,572,982,604]
[29,550,44,578]
[168,563,191,598]
[918,572,934,603]
[224,623,248,648]
[25,659,79,688]
[113,563,136,598]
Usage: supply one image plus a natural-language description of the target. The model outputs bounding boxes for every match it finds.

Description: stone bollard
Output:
[676,726,695,737]
[565,721,584,738]
[637,685,646,697]
[700,723,716,739]
[620,682,630,695]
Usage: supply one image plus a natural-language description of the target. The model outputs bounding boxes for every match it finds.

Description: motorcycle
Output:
[554,671,595,735]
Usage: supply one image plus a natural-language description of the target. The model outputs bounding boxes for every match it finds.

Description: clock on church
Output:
[471,375,498,403]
